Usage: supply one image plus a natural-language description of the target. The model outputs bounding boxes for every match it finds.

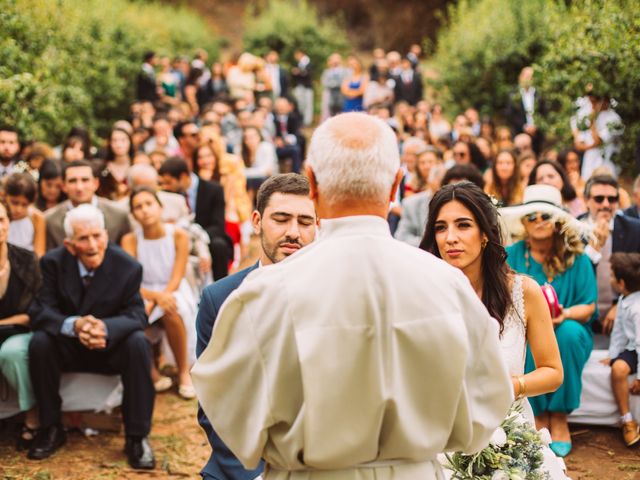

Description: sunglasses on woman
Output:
[523,212,552,223]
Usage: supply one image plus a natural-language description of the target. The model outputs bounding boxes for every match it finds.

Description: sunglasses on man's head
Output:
[524,212,552,223]
[591,195,619,204]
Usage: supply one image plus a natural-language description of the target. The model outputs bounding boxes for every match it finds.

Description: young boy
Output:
[602,252,640,446]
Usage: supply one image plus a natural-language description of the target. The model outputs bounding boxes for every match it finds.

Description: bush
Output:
[430,0,558,116]
[0,0,219,145]
[535,0,640,174]
[243,0,349,77]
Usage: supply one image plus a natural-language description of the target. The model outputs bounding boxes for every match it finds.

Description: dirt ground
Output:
[2,394,640,479]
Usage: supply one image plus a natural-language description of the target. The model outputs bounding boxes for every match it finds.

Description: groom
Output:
[193,112,513,479]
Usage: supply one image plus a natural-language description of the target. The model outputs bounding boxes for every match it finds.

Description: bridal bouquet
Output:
[445,402,550,480]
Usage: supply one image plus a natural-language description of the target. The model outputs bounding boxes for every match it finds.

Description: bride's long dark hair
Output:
[419,182,512,333]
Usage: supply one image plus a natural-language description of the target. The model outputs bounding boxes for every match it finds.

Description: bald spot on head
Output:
[325,113,382,151]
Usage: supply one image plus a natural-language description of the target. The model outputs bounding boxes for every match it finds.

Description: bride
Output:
[419,182,568,478]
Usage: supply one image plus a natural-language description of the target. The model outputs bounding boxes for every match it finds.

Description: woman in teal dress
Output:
[501,184,597,458]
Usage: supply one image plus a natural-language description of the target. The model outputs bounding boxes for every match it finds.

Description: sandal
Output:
[154,376,172,393]
[178,384,196,400]
[16,424,37,451]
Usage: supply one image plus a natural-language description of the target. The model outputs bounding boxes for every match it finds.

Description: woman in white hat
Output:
[500,184,597,458]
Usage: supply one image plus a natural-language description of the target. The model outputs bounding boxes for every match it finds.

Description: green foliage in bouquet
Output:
[535,0,640,174]
[0,0,219,145]
[445,403,548,480]
[243,0,348,78]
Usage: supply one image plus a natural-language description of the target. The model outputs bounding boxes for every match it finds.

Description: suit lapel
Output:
[195,181,206,223]
[62,250,84,312]
[612,217,623,252]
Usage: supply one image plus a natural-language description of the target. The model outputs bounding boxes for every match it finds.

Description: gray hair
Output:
[63,204,106,239]
[128,163,158,188]
[402,137,427,154]
[306,113,400,205]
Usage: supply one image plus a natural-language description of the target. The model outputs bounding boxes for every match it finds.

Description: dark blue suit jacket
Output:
[579,212,640,255]
[196,262,264,480]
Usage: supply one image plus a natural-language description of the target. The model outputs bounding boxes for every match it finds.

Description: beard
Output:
[261,234,302,264]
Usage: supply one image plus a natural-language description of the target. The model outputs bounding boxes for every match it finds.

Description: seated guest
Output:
[623,174,640,219]
[484,149,523,207]
[557,149,586,202]
[4,173,46,256]
[603,252,640,447]
[240,127,278,201]
[27,205,155,468]
[394,147,440,247]
[529,160,586,217]
[122,187,197,399]
[159,158,232,280]
[501,185,597,457]
[126,164,190,224]
[579,175,640,333]
[0,200,41,449]
[441,164,486,190]
[44,160,132,250]
[97,128,135,201]
[35,160,65,212]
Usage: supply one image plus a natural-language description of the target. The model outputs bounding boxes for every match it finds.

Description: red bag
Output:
[541,283,562,318]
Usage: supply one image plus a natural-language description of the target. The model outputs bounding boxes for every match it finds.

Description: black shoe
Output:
[16,424,37,451]
[125,436,155,470]
[27,424,66,460]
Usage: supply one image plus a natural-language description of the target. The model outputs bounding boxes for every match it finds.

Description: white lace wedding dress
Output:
[500,275,570,480]
[439,275,569,479]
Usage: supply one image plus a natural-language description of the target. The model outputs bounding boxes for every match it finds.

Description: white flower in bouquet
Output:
[491,471,509,480]
[490,427,507,447]
[538,428,552,446]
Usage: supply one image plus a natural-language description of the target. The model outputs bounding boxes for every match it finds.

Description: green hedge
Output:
[243,0,349,78]
[536,0,640,174]
[430,0,558,116]
[0,0,219,145]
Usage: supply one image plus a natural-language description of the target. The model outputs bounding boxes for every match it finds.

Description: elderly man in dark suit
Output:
[28,204,155,469]
[45,160,132,250]
[195,173,316,480]
[579,175,640,333]
[158,157,233,280]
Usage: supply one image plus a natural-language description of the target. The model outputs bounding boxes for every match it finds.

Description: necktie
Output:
[183,192,192,213]
[82,274,93,290]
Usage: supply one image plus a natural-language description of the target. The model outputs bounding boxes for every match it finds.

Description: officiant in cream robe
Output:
[192,113,513,480]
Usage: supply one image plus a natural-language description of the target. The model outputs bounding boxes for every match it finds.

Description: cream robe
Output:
[192,215,512,479]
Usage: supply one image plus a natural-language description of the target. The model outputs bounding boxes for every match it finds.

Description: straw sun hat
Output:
[498,184,593,240]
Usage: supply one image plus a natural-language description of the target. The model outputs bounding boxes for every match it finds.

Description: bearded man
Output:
[195,173,316,480]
